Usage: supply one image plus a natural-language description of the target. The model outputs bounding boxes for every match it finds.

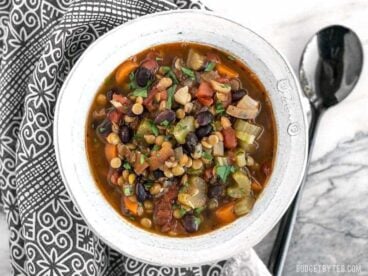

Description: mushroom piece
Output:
[186,49,205,70]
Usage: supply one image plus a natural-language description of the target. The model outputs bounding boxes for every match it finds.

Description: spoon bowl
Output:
[269,24,363,276]
[299,25,363,110]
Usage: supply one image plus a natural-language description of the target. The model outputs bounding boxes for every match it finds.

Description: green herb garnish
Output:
[152,144,160,151]
[132,88,148,98]
[144,182,153,189]
[194,207,205,215]
[161,66,178,84]
[123,162,132,170]
[166,84,177,109]
[160,120,170,127]
[179,208,187,217]
[215,101,225,115]
[155,57,163,61]
[181,67,195,80]
[202,151,213,161]
[149,121,159,136]
[123,185,133,196]
[204,61,216,72]
[128,72,138,90]
[216,165,235,182]
[140,154,146,164]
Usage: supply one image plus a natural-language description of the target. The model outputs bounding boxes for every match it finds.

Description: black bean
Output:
[135,67,153,87]
[195,124,213,139]
[232,89,247,102]
[184,132,198,153]
[119,125,133,144]
[106,87,120,101]
[196,111,213,126]
[182,214,201,233]
[136,182,149,203]
[208,185,224,199]
[153,169,165,179]
[154,109,176,125]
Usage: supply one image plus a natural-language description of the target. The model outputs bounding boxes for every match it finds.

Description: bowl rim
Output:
[54,9,308,266]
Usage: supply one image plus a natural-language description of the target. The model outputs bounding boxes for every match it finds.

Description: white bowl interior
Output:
[54,10,308,266]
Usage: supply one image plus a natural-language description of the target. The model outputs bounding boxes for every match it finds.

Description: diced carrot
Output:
[149,146,174,170]
[123,196,139,215]
[251,181,263,193]
[215,202,236,223]
[216,63,239,78]
[134,152,149,175]
[222,127,237,149]
[105,144,118,162]
[115,60,138,84]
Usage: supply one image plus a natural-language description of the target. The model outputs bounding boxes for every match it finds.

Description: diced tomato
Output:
[206,52,221,63]
[112,94,131,106]
[198,96,213,106]
[140,58,158,72]
[143,88,160,112]
[222,127,237,149]
[107,110,122,123]
[196,82,214,106]
[204,168,213,182]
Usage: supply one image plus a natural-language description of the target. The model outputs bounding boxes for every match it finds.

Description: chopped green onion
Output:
[149,121,159,136]
[160,66,178,84]
[156,57,163,61]
[166,84,177,109]
[160,120,170,126]
[123,185,133,196]
[181,67,195,80]
[202,151,213,161]
[140,154,146,164]
[152,145,160,151]
[123,162,132,170]
[204,61,216,72]
[215,101,225,115]
[132,88,147,98]
[194,207,205,215]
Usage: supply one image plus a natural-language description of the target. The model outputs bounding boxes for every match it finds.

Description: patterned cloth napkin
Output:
[0,0,271,275]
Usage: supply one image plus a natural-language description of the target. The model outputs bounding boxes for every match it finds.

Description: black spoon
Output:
[268,25,363,276]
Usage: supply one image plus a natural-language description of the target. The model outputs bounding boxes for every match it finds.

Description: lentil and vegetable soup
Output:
[86,43,276,236]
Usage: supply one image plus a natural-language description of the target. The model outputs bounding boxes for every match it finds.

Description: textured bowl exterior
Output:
[54,10,308,266]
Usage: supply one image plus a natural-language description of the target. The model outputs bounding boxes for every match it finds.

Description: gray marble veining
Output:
[255,133,368,275]
[277,132,368,275]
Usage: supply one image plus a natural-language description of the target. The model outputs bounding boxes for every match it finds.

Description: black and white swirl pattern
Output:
[0,0,259,275]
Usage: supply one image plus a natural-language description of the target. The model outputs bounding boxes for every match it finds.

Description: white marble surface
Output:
[1,0,367,275]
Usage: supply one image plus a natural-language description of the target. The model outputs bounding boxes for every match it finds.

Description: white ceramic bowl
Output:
[54,10,308,266]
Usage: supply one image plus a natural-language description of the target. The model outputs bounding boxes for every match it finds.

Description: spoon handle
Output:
[268,104,320,276]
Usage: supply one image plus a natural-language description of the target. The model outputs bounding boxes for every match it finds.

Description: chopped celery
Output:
[232,171,251,190]
[136,118,153,138]
[213,141,224,156]
[235,131,256,144]
[234,120,263,136]
[215,156,229,166]
[173,116,195,144]
[226,186,245,198]
[235,150,247,167]
[239,141,258,153]
[234,196,255,216]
